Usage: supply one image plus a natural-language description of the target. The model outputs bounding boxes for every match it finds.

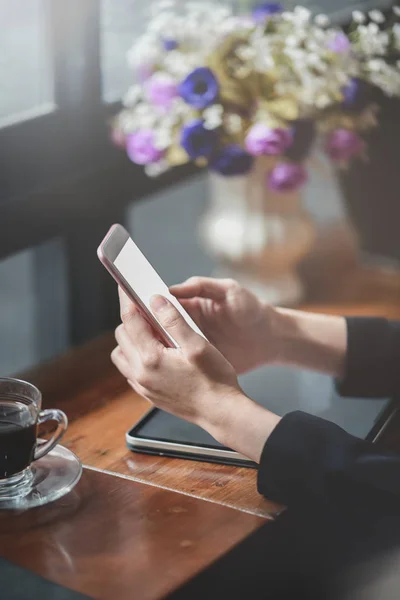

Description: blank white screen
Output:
[114,238,205,345]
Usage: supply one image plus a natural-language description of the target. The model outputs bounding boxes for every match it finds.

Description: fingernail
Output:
[151,295,168,313]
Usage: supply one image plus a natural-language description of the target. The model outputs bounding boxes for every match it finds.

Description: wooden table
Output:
[0,469,264,600]
[1,267,400,600]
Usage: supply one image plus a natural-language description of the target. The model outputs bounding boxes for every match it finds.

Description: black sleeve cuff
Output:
[336,318,400,398]
[257,411,347,506]
[257,411,382,510]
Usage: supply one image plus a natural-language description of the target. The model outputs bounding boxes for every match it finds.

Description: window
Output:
[101,0,145,103]
[0,0,54,127]
[0,0,116,202]
[0,239,68,374]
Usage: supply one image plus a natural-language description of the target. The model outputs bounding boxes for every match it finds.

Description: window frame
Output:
[0,0,198,349]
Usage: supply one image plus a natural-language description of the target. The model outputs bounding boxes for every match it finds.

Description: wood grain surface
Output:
[21,267,400,520]
[0,468,264,600]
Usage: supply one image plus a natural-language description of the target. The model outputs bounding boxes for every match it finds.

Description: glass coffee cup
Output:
[0,377,68,501]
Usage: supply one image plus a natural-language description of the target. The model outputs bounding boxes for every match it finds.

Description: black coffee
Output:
[0,398,37,479]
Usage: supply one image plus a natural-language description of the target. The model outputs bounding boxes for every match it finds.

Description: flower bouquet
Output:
[113,1,400,193]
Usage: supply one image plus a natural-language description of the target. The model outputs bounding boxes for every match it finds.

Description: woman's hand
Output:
[171,277,347,378]
[111,289,280,463]
[170,277,280,374]
[113,289,243,428]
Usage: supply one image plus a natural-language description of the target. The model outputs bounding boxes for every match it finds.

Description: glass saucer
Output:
[0,443,82,511]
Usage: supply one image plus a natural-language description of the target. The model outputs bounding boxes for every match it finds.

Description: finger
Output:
[178,298,204,327]
[118,291,162,355]
[169,277,233,301]
[115,325,139,367]
[111,346,131,379]
[118,287,135,321]
[151,295,202,349]
[111,348,149,398]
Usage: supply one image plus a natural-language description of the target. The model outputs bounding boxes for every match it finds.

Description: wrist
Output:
[261,304,296,366]
[272,307,304,366]
[271,308,347,377]
[200,389,281,464]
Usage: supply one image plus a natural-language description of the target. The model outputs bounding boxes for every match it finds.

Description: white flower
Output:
[134,103,157,128]
[127,35,160,69]
[171,97,192,118]
[314,14,330,27]
[286,35,299,48]
[284,47,307,64]
[368,65,400,96]
[203,105,223,130]
[163,51,195,78]
[315,93,331,109]
[119,113,138,133]
[306,40,321,52]
[394,6,400,17]
[236,45,256,61]
[154,123,172,150]
[253,45,275,72]
[123,85,142,108]
[224,114,242,135]
[313,28,327,42]
[368,10,385,23]
[135,103,151,117]
[352,11,366,24]
[307,53,326,71]
[356,24,389,55]
[145,159,170,178]
[281,11,294,22]
[294,6,311,23]
[226,16,254,31]
[368,58,385,72]
[368,23,379,35]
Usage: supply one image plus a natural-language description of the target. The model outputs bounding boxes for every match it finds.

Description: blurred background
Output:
[0,0,399,379]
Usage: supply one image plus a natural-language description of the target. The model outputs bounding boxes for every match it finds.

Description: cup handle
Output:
[34,409,69,461]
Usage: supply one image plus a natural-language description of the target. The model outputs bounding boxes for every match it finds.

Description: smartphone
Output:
[97,224,206,348]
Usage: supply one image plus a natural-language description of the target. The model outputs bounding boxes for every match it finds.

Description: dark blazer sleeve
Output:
[258,411,400,518]
[257,318,400,518]
[337,317,400,398]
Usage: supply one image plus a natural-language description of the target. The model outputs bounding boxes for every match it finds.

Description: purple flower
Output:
[210,145,254,177]
[252,2,283,23]
[343,78,360,106]
[146,73,178,109]
[327,32,351,53]
[181,120,217,160]
[178,68,219,110]
[126,130,163,165]
[268,162,308,192]
[325,129,364,162]
[245,124,292,156]
[342,77,373,112]
[163,39,179,51]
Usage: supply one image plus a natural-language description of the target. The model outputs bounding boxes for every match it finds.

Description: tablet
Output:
[126,364,396,468]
